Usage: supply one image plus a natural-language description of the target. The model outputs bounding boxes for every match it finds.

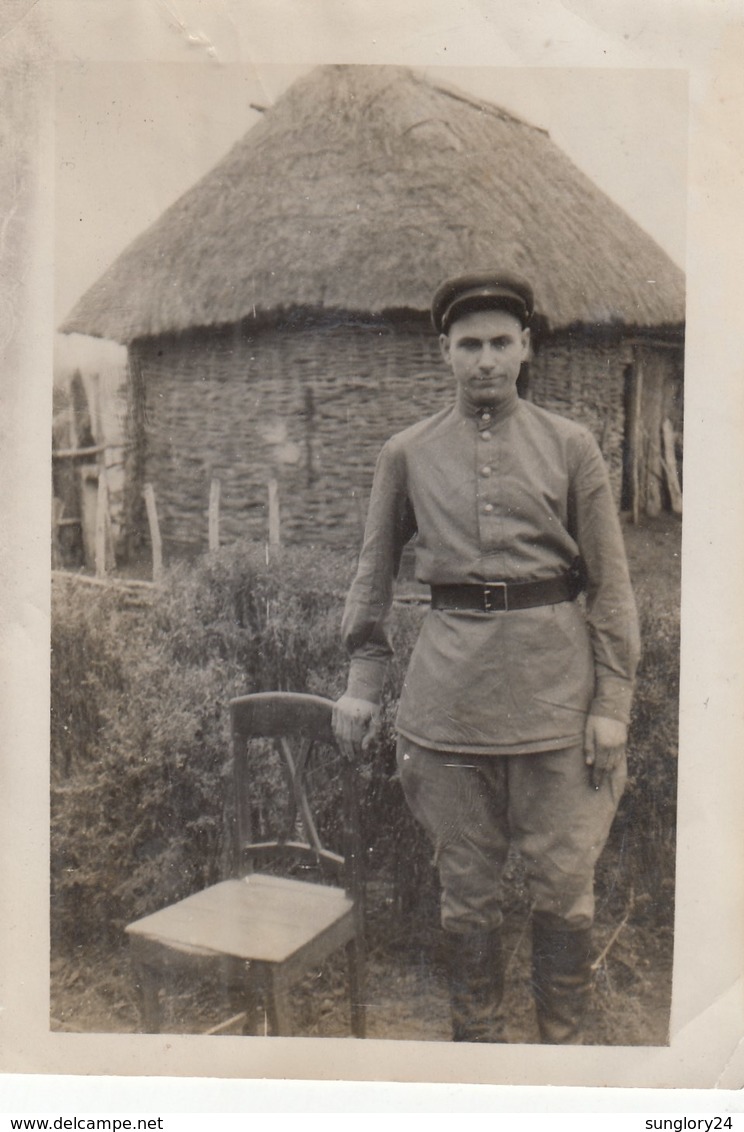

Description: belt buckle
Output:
[483,582,508,612]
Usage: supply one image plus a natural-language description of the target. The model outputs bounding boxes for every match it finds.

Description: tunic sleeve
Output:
[569,433,642,724]
[341,440,417,704]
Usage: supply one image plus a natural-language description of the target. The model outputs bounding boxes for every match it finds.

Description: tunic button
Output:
[481,412,491,423]
[484,503,494,513]
[481,430,491,440]
[481,466,491,476]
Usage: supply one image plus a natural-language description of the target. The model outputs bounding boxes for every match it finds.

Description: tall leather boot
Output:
[531,913,593,1045]
[446,928,506,1043]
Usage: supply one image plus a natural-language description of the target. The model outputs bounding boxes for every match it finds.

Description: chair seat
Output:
[125,874,354,965]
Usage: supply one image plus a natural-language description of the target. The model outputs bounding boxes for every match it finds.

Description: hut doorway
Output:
[621,342,684,521]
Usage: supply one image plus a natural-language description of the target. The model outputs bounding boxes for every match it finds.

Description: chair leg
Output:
[265,967,293,1037]
[346,936,367,1039]
[134,963,161,1033]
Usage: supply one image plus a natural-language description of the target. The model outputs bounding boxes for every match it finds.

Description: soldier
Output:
[333,271,640,1043]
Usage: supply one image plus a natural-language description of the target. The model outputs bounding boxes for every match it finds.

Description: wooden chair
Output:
[125,692,366,1037]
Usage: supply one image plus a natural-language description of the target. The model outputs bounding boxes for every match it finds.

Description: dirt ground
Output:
[50,514,680,1046]
[50,893,673,1044]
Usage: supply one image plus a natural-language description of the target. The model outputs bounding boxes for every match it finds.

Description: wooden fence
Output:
[53,471,285,585]
[52,445,114,577]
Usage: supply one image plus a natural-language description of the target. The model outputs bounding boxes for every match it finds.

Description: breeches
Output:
[396,736,626,933]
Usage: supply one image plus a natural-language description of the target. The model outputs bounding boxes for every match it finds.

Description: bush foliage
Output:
[51,540,678,956]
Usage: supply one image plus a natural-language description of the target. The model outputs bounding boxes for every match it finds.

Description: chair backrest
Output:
[229,692,363,903]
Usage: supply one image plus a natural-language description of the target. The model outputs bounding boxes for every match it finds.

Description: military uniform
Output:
[337,273,640,1042]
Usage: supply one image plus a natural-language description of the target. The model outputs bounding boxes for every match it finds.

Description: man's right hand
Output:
[332,694,381,761]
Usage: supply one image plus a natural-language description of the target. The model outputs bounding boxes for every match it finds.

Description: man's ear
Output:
[521,327,531,359]
[439,333,451,366]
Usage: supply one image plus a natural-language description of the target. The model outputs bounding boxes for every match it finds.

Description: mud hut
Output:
[61,65,685,557]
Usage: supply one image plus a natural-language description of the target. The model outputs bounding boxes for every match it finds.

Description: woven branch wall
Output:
[128,321,659,555]
[528,337,632,504]
[131,319,451,552]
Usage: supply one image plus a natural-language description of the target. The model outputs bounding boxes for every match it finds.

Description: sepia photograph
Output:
[2,0,743,1103]
[51,61,684,1049]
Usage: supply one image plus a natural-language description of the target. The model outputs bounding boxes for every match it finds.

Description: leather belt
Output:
[430,568,583,614]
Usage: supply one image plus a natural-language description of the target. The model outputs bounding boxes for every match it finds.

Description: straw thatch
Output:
[62,65,684,344]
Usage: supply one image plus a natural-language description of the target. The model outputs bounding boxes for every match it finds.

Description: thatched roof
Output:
[62,65,685,344]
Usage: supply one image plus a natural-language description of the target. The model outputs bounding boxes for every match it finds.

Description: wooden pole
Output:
[661,418,683,514]
[643,354,664,519]
[90,372,104,447]
[268,479,280,553]
[208,478,221,551]
[52,497,65,569]
[144,483,163,581]
[52,569,156,592]
[95,469,109,578]
[52,444,107,461]
[629,355,643,525]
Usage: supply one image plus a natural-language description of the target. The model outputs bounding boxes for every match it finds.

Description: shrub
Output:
[51,539,679,957]
[607,593,679,917]
[50,580,128,777]
[51,543,417,951]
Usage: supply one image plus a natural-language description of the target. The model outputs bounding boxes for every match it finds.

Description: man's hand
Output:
[332,694,381,761]
[584,715,627,790]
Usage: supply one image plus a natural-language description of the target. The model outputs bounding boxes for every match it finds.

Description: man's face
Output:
[439,308,530,408]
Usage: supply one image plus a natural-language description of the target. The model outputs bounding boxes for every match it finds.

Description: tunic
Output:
[341,393,641,755]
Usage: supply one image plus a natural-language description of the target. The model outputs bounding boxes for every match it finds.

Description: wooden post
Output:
[79,466,99,570]
[267,479,280,554]
[629,355,643,525]
[52,497,65,569]
[95,469,110,578]
[642,352,665,519]
[144,483,163,582]
[90,372,104,449]
[661,418,683,514]
[208,478,221,551]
